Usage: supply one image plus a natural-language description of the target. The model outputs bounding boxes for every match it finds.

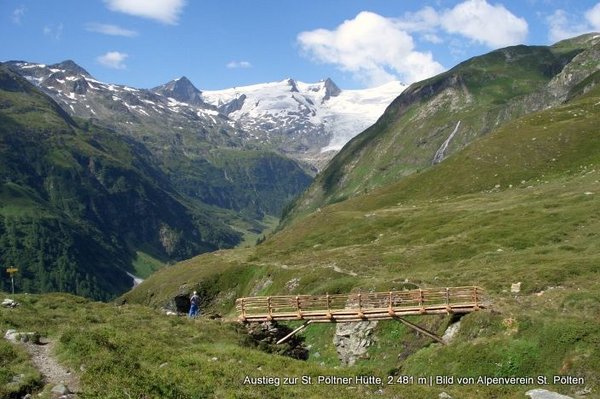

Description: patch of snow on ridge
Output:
[20,63,47,69]
[197,109,219,117]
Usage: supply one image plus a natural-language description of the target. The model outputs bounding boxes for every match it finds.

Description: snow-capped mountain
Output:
[203,78,407,164]
[152,76,208,107]
[4,60,315,226]
[7,59,406,168]
[6,61,245,149]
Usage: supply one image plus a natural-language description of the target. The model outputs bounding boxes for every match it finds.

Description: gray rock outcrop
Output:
[442,320,461,344]
[333,321,378,366]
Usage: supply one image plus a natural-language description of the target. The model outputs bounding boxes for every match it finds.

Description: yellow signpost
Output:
[6,267,18,295]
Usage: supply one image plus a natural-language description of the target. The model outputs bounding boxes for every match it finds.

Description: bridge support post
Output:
[393,316,446,345]
[276,320,313,345]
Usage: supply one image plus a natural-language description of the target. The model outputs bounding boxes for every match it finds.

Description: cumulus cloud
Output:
[97,51,128,69]
[226,61,252,69]
[85,22,138,37]
[103,0,186,25]
[587,3,600,29]
[547,3,600,42]
[441,0,528,47]
[12,6,26,24]
[298,11,445,86]
[297,1,529,87]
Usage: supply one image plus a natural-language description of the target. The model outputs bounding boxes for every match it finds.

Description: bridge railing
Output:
[236,286,484,321]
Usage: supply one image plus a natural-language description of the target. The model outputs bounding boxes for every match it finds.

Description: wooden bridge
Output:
[235,286,486,344]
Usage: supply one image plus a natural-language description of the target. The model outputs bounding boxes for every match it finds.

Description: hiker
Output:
[189,291,200,318]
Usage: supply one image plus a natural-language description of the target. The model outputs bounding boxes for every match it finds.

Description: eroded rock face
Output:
[333,321,378,366]
[442,320,461,344]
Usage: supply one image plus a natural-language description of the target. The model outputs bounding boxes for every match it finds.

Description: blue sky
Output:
[1,0,599,90]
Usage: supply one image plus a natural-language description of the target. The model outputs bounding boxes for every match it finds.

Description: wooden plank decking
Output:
[235,286,485,323]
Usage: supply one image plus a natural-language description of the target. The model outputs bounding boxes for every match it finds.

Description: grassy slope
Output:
[285,35,599,222]
[1,293,445,399]
[120,83,600,398]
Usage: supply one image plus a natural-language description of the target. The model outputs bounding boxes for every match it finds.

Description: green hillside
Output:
[120,67,600,398]
[0,65,241,299]
[171,147,312,220]
[5,60,314,226]
[2,293,447,399]
[285,34,600,222]
[0,59,314,299]
[3,33,600,399]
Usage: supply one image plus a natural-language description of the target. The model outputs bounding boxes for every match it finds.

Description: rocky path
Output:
[25,339,80,396]
[5,330,80,398]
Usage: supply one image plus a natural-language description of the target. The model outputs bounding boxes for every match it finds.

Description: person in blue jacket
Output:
[189,291,200,318]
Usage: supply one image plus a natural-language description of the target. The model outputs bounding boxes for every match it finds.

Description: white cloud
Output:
[297,1,529,87]
[226,61,252,69]
[43,23,63,40]
[586,3,600,29]
[12,6,26,24]
[395,6,440,32]
[298,11,445,87]
[440,0,528,47]
[97,51,128,69]
[547,10,586,42]
[85,22,138,37]
[547,3,600,43]
[104,0,186,25]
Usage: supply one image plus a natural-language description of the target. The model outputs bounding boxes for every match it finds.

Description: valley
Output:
[1,29,600,399]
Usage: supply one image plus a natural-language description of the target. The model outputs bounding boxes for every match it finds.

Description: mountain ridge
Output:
[202,78,406,167]
[5,59,314,222]
[283,33,600,221]
[6,59,405,168]
[0,64,244,299]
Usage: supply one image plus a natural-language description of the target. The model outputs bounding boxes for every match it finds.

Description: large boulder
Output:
[2,298,18,308]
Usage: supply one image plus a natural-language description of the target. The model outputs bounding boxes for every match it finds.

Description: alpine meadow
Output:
[1,1,600,398]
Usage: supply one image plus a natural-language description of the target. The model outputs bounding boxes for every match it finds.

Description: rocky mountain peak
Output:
[50,60,91,77]
[175,76,196,89]
[286,78,299,92]
[153,76,205,106]
[322,78,341,100]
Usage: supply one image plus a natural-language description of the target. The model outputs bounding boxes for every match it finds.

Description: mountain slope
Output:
[120,33,600,396]
[286,33,600,220]
[121,71,600,398]
[0,64,241,299]
[6,60,313,225]
[126,76,600,304]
